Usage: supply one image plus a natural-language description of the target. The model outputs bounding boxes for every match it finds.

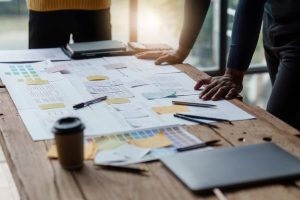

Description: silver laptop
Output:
[161,143,300,191]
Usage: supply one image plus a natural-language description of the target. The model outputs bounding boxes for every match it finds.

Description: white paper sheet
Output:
[0,48,70,63]
[85,82,134,99]
[146,96,255,125]
[50,58,123,79]
[103,56,180,76]
[0,62,83,110]
[94,144,150,165]
[19,107,106,141]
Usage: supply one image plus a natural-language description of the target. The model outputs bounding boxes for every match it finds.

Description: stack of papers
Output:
[0,55,255,142]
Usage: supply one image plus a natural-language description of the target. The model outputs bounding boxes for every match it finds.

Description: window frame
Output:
[129,0,268,76]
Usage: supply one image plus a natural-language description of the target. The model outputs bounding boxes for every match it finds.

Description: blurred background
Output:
[0,0,271,109]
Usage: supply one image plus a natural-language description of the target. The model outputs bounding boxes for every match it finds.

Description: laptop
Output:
[63,40,128,59]
[161,143,300,191]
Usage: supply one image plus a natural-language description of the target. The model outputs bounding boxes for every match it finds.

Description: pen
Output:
[174,114,219,129]
[172,101,216,108]
[177,139,220,152]
[73,96,107,109]
[175,113,232,124]
[97,164,150,174]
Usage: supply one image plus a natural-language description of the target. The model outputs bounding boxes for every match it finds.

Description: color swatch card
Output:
[93,125,203,165]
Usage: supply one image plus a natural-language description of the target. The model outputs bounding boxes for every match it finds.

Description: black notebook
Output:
[64,40,128,59]
[161,143,300,191]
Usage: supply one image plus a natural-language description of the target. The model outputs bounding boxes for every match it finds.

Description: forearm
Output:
[227,0,266,71]
[179,0,210,51]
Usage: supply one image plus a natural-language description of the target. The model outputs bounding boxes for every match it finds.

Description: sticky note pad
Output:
[47,142,98,160]
[47,145,58,159]
[85,142,98,160]
[106,98,131,105]
[128,131,172,148]
[26,79,49,85]
[152,105,190,115]
[86,75,109,81]
[38,103,65,110]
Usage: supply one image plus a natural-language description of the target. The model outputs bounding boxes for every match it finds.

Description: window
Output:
[111,0,130,42]
[135,0,219,72]
[0,0,28,49]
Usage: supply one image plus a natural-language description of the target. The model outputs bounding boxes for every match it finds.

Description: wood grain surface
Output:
[0,64,299,200]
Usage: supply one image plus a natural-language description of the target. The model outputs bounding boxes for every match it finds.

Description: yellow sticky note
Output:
[47,142,98,160]
[152,105,190,115]
[26,79,49,85]
[94,137,125,151]
[106,98,131,105]
[86,75,109,81]
[47,145,58,158]
[128,131,172,148]
[38,103,65,110]
[85,142,98,160]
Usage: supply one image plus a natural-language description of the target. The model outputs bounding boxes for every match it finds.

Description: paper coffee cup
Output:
[52,117,85,170]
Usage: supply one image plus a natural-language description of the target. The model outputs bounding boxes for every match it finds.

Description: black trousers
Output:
[29,9,112,49]
[263,13,300,130]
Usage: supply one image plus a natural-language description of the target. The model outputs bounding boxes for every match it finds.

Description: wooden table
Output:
[1,64,300,200]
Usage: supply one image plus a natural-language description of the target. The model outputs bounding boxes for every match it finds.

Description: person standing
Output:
[137,0,300,130]
[27,0,112,49]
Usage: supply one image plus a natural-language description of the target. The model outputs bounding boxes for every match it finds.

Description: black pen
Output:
[177,139,220,152]
[73,96,107,109]
[174,114,219,129]
[172,101,216,108]
[97,164,150,174]
[176,113,232,124]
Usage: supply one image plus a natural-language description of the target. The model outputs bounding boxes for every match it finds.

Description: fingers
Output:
[225,88,239,99]
[212,86,231,101]
[194,78,211,90]
[155,55,171,65]
[201,82,222,100]
[155,54,181,65]
[200,81,218,98]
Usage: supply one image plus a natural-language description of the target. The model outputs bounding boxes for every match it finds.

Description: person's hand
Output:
[135,47,190,65]
[194,69,245,101]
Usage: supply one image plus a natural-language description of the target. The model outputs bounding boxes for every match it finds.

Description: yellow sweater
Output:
[27,0,111,12]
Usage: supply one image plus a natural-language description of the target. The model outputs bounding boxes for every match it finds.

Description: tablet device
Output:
[161,143,300,191]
